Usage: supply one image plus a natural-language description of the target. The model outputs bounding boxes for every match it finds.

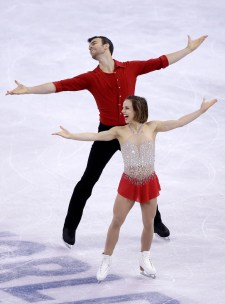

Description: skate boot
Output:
[154,221,170,238]
[139,251,156,278]
[96,254,111,282]
[63,227,75,248]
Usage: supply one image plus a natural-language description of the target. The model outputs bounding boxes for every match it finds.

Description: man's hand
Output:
[200,98,217,113]
[166,35,208,65]
[187,35,208,52]
[6,80,29,95]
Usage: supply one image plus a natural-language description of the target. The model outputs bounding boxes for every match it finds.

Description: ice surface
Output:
[1,0,225,303]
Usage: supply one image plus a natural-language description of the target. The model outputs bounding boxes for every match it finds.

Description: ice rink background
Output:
[1,0,225,303]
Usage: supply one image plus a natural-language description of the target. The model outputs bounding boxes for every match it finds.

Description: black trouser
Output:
[63,123,162,231]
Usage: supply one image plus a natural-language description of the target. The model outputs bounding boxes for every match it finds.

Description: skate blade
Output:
[140,270,156,279]
[63,239,73,249]
[97,278,107,284]
[155,234,170,240]
[163,236,170,241]
[96,274,108,283]
[140,267,156,278]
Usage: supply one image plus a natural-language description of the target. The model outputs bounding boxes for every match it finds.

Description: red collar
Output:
[94,59,125,73]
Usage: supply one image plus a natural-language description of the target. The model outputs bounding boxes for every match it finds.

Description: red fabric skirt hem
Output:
[118,172,161,203]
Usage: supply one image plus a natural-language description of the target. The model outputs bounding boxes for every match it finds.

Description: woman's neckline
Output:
[128,123,144,135]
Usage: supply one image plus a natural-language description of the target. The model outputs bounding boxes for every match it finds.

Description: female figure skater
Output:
[53,95,217,282]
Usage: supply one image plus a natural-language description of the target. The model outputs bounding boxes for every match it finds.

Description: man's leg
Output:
[154,205,170,238]
[63,134,120,245]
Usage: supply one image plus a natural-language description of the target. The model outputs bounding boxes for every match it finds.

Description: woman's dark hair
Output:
[126,95,149,123]
[87,36,114,55]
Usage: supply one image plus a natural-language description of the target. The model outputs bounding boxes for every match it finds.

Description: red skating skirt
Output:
[118,172,161,203]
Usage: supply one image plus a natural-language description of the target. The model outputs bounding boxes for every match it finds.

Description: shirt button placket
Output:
[115,72,123,119]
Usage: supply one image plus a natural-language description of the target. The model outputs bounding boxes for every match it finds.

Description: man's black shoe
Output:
[63,227,75,246]
[154,221,170,238]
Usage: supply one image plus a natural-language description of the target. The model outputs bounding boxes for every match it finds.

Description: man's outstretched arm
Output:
[6,80,56,95]
[166,35,208,65]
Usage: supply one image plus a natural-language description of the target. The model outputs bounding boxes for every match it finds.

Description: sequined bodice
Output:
[120,124,155,181]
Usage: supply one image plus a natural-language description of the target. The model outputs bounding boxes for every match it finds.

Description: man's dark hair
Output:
[126,95,149,123]
[87,36,114,55]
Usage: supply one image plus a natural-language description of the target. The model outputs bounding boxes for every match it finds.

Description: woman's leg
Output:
[104,194,135,255]
[138,198,158,277]
[140,198,157,252]
[96,194,134,281]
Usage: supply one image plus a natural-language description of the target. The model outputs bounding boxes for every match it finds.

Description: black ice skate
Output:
[154,221,170,239]
[63,227,76,248]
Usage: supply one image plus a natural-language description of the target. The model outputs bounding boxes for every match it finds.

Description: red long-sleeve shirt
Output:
[53,55,169,126]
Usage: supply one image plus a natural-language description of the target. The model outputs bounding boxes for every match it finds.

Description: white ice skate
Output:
[139,251,156,278]
[96,254,111,283]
